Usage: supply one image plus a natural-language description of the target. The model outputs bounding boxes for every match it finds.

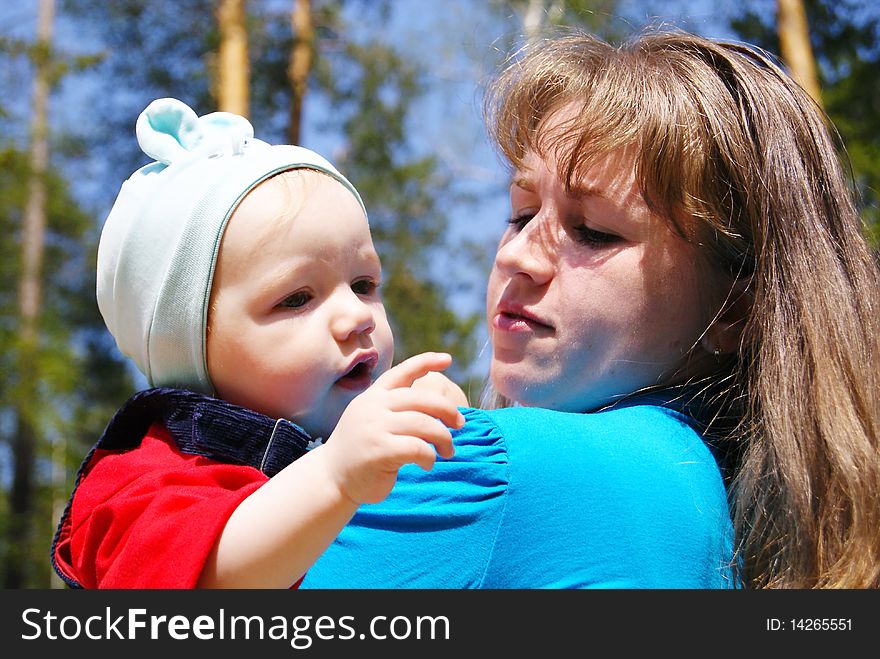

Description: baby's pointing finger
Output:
[373,352,453,390]
[385,389,465,429]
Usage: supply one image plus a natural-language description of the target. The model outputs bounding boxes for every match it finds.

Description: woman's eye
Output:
[351,279,378,296]
[278,291,312,309]
[573,225,621,248]
[507,214,534,231]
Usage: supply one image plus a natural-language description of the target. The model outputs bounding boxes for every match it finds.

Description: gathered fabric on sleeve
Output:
[300,407,510,588]
[53,423,268,589]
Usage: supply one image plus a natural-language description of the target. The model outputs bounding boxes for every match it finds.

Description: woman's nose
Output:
[493,215,555,285]
[330,289,376,342]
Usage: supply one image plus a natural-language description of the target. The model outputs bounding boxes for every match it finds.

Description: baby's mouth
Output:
[335,356,376,391]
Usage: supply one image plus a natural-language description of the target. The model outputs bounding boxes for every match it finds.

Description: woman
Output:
[299,27,880,589]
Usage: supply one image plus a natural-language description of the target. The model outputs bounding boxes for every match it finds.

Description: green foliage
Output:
[1,3,143,587]
[731,0,880,246]
[0,144,135,586]
[61,0,219,176]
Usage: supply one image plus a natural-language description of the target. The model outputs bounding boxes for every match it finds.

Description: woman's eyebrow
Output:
[510,174,535,191]
[511,173,607,200]
[566,182,607,200]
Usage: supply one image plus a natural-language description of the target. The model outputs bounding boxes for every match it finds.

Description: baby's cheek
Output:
[374,322,395,374]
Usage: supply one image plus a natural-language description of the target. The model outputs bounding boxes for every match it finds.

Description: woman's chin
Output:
[489,369,548,409]
[490,370,613,413]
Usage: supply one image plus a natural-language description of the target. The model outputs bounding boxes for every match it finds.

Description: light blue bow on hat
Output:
[136,98,254,164]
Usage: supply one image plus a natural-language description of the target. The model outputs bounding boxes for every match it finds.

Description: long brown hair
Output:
[483,27,880,588]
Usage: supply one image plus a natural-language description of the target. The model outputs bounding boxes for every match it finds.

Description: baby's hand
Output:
[319,352,465,505]
[412,371,469,408]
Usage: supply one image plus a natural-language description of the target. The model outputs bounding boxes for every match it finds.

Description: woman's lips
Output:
[492,305,554,333]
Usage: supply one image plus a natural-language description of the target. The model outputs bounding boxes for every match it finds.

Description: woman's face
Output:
[486,136,721,412]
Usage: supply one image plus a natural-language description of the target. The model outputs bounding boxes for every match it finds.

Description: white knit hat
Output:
[97,97,364,393]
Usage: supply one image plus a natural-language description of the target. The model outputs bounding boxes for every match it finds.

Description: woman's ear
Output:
[700,276,753,356]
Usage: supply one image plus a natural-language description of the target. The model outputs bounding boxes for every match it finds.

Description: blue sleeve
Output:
[480,406,735,588]
[299,407,509,588]
[299,405,735,589]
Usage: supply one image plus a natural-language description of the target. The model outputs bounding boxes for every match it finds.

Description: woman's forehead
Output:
[516,146,640,200]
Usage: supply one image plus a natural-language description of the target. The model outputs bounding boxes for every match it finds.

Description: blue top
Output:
[300,403,736,589]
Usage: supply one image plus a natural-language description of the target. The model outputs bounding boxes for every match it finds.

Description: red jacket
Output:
[52,388,314,588]
[52,422,268,588]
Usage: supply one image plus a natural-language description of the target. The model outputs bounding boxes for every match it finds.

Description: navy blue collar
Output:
[88,387,313,476]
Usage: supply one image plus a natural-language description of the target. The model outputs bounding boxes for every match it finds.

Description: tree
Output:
[216,0,250,116]
[288,0,313,144]
[5,0,55,589]
[777,0,822,105]
[0,1,135,587]
[731,0,880,245]
[0,141,136,587]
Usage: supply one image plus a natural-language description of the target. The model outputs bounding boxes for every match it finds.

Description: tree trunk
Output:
[521,0,566,42]
[6,0,55,589]
[777,0,822,106]
[288,0,314,145]
[216,0,250,116]
[523,0,546,41]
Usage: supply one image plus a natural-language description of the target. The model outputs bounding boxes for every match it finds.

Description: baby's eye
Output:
[278,291,312,309]
[351,279,379,296]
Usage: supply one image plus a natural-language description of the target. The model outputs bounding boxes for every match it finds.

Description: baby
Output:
[51,98,466,588]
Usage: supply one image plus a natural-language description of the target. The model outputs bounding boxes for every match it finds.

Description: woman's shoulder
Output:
[459,404,734,589]
[460,402,705,448]
[455,403,722,485]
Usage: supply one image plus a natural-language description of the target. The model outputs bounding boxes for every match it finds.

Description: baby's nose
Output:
[330,291,376,341]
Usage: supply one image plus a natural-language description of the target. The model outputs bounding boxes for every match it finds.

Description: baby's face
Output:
[206,171,393,438]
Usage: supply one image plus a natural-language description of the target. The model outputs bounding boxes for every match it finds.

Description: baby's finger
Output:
[412,371,470,408]
[388,411,455,459]
[389,435,440,471]
[384,389,465,429]
[373,352,453,390]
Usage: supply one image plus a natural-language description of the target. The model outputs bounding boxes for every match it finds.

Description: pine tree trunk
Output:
[777,0,822,105]
[216,0,250,116]
[523,0,546,41]
[288,0,313,145]
[6,0,55,589]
